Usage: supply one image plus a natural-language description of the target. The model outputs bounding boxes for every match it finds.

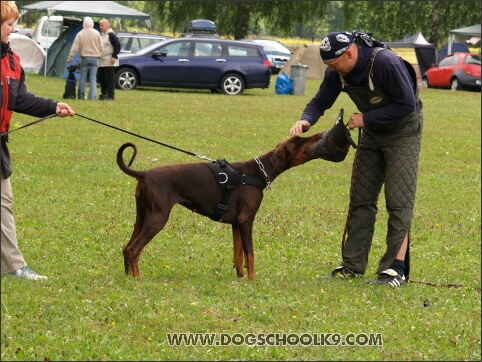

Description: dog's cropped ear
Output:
[270,144,288,172]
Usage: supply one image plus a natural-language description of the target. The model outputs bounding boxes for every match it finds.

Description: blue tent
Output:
[39,21,100,78]
[438,42,470,60]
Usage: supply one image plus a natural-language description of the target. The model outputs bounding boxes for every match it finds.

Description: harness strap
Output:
[210,190,233,221]
[206,159,266,221]
[368,47,386,91]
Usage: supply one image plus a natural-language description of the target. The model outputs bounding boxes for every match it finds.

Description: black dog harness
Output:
[205,159,266,221]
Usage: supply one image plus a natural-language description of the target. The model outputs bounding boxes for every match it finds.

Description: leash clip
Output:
[194,153,214,162]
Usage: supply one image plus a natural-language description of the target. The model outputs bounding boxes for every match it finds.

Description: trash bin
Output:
[290,64,308,95]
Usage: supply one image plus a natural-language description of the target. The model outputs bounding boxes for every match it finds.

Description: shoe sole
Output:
[366,279,405,287]
[318,273,363,279]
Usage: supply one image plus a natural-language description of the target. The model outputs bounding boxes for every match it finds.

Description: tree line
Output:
[152,0,480,48]
[16,1,481,49]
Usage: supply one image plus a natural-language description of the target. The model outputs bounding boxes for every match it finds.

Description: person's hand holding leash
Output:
[56,103,75,117]
[348,113,364,130]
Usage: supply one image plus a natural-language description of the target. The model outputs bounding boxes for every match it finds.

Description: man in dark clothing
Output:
[290,31,423,287]
[98,19,121,100]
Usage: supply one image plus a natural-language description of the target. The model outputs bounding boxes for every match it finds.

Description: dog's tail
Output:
[117,142,144,179]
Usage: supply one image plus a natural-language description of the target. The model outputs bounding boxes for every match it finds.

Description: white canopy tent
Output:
[9,33,46,72]
[21,1,151,31]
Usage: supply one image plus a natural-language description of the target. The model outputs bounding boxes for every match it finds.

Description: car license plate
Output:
[476,79,481,85]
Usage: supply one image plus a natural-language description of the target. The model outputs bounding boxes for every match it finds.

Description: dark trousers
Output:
[98,66,116,99]
[341,108,423,279]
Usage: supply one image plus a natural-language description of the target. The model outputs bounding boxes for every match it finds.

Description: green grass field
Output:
[1,73,480,361]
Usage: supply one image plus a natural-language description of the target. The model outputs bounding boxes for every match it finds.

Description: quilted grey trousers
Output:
[340,107,423,278]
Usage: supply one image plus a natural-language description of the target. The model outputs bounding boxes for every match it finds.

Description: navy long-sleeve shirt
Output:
[300,45,416,129]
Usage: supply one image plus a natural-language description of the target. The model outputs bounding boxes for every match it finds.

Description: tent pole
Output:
[44,9,54,76]
[44,16,48,76]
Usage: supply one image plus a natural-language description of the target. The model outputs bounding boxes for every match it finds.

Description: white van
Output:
[32,15,63,49]
[32,15,81,50]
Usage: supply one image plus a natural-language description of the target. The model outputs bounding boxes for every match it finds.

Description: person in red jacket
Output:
[1,1,75,280]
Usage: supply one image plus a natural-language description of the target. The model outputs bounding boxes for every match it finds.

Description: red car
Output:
[422,52,481,91]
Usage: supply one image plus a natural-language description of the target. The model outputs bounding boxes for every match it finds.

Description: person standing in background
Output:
[67,17,103,100]
[98,19,120,100]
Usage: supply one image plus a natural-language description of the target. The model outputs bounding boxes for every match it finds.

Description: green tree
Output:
[17,1,481,48]
[426,0,481,47]
[155,1,328,39]
[116,1,161,32]
[155,0,480,47]
[341,1,481,48]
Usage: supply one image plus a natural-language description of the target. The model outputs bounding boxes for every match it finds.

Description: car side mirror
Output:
[152,51,167,59]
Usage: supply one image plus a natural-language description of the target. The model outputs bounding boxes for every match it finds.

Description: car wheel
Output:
[220,73,244,95]
[422,77,430,89]
[451,77,461,91]
[116,68,138,90]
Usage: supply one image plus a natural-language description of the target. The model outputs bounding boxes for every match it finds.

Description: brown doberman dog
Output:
[117,110,353,280]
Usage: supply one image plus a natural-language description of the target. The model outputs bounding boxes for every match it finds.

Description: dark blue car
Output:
[115,38,272,95]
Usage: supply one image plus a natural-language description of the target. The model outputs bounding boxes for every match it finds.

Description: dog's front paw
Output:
[233,264,244,278]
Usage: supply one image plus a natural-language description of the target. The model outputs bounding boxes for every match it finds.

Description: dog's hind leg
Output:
[232,223,244,278]
[123,215,143,275]
[123,212,169,277]
[123,193,147,275]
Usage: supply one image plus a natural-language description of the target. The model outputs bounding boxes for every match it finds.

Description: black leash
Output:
[76,113,214,161]
[0,113,58,136]
[1,113,214,161]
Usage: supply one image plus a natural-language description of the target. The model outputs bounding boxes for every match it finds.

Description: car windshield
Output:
[255,40,290,53]
[41,20,62,37]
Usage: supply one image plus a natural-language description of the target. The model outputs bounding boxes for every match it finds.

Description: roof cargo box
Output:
[181,19,219,38]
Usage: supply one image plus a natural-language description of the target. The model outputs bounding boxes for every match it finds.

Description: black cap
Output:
[319,31,355,61]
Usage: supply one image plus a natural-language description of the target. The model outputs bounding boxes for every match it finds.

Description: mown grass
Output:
[1,73,480,361]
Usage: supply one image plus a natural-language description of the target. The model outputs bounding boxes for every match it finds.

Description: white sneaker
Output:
[8,266,48,280]
[369,268,405,287]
